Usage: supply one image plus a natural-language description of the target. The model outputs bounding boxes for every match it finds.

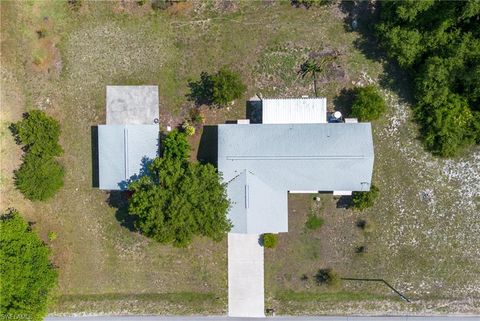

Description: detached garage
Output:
[98,125,159,190]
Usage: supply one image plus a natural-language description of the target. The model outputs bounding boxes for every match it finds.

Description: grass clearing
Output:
[1,0,479,315]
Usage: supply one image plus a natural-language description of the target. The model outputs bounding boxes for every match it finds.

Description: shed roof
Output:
[218,123,374,233]
[98,125,159,190]
[106,86,159,125]
[262,98,327,124]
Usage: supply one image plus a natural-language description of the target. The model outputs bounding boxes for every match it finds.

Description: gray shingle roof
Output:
[218,123,374,233]
[98,125,159,190]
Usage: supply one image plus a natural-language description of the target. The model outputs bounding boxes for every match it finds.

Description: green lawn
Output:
[1,0,479,315]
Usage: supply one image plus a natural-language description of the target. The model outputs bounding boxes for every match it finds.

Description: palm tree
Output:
[300,56,336,97]
[300,59,321,97]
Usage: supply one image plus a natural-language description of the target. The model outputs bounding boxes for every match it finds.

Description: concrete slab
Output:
[106,86,159,125]
[228,233,264,318]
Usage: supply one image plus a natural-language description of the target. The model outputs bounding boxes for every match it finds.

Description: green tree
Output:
[12,110,62,157]
[128,131,231,247]
[210,68,246,105]
[350,86,387,121]
[14,154,64,201]
[351,184,379,211]
[0,210,58,321]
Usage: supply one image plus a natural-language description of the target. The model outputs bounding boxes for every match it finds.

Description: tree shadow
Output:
[107,190,137,232]
[332,88,355,117]
[91,126,99,188]
[187,72,213,106]
[117,156,154,190]
[197,125,218,166]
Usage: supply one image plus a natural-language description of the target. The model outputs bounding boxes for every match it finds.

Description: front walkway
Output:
[228,233,264,317]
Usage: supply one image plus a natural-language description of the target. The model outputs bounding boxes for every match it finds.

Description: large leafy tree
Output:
[0,210,58,321]
[210,68,246,105]
[128,131,231,247]
[376,0,480,156]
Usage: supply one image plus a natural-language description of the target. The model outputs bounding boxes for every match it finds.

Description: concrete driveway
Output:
[228,233,264,317]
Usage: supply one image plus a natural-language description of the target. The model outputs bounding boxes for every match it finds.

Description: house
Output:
[218,98,374,234]
[220,97,374,317]
[97,86,160,190]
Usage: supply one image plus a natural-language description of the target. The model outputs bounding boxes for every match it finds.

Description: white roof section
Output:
[262,97,327,124]
[218,123,374,234]
[106,86,159,125]
[98,125,159,190]
[227,170,288,234]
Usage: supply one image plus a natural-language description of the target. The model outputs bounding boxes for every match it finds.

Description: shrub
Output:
[305,214,324,230]
[315,268,340,287]
[0,210,58,321]
[12,110,62,157]
[67,0,82,11]
[189,108,205,126]
[350,86,387,121]
[262,233,278,248]
[182,121,196,136]
[356,219,375,233]
[351,184,379,211]
[355,245,367,254]
[48,231,57,241]
[162,130,190,160]
[291,0,334,8]
[211,68,246,105]
[14,154,64,201]
[151,0,184,10]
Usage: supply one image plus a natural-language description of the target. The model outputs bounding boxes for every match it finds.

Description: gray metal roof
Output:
[227,170,288,234]
[106,86,159,125]
[218,123,374,233]
[262,98,327,124]
[98,125,159,190]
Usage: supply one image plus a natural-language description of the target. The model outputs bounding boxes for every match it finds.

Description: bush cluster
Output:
[128,130,231,247]
[351,184,379,211]
[305,214,324,230]
[315,268,340,287]
[350,85,387,121]
[188,68,246,106]
[0,210,58,321]
[11,111,64,201]
[262,233,278,248]
[376,1,480,156]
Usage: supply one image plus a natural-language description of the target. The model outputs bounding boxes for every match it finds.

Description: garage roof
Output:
[98,125,159,190]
